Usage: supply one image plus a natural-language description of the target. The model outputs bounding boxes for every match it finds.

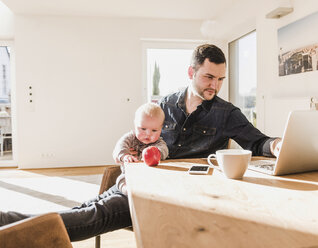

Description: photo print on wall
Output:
[278,11,318,76]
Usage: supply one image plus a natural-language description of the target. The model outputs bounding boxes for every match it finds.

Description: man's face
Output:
[188,59,226,101]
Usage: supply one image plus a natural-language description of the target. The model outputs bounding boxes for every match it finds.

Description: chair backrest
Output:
[0,213,73,248]
[99,165,122,194]
[95,165,127,248]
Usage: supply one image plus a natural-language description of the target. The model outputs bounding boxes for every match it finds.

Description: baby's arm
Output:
[156,137,169,160]
[113,131,139,163]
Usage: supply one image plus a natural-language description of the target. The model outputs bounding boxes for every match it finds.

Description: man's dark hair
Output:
[191,44,226,70]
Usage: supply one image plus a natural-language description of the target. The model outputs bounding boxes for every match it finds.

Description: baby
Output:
[113,102,169,194]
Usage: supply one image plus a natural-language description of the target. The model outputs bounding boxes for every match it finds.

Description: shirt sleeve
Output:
[224,108,275,157]
[153,137,169,160]
[112,131,136,163]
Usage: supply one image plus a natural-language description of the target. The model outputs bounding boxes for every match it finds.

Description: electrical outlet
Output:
[41,153,55,159]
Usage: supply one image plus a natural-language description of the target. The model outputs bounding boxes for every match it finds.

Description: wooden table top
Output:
[125,158,318,248]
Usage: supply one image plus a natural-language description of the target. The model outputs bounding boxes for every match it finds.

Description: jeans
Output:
[0,185,132,242]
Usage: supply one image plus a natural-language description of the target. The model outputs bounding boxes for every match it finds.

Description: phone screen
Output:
[188,165,209,174]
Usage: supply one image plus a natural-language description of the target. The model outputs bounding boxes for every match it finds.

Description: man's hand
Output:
[270,138,282,157]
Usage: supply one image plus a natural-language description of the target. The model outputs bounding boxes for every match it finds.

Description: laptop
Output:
[248,110,318,175]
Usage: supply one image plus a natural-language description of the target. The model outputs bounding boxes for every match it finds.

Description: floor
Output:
[0,166,136,248]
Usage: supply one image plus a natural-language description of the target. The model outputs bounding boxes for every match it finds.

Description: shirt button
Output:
[178,144,182,147]
[183,128,186,131]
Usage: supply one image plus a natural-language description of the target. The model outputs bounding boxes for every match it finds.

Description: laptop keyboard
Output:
[249,160,276,172]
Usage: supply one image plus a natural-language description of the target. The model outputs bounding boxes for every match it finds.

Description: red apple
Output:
[142,146,161,166]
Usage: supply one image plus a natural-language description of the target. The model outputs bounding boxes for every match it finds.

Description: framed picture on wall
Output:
[278,11,318,76]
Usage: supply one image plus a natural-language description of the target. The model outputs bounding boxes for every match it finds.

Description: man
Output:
[0,44,280,241]
[159,44,281,159]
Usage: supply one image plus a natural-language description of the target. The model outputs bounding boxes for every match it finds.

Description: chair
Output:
[95,165,133,248]
[0,212,73,248]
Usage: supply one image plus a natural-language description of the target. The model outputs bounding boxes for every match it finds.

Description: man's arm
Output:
[225,108,279,157]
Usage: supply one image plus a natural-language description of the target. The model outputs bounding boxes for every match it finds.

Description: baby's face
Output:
[135,114,163,144]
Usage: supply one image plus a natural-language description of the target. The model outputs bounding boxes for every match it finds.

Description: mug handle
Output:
[207,154,221,171]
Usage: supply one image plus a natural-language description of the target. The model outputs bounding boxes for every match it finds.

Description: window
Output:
[0,45,13,162]
[143,41,203,103]
[146,48,193,102]
[229,31,257,125]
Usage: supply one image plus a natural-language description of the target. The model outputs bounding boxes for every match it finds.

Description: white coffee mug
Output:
[207,149,252,179]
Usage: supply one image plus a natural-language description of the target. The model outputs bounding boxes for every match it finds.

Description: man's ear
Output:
[188,66,194,79]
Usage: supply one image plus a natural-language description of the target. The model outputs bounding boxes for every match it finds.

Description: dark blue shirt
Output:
[158,87,274,159]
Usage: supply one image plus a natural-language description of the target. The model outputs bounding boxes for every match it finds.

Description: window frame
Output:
[141,39,206,103]
[0,39,17,167]
[228,30,257,125]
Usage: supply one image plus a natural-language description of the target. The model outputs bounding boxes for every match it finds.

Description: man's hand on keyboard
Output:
[271,138,282,157]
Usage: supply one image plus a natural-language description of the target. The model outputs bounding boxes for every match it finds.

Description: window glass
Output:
[147,48,193,102]
[0,46,12,161]
[229,31,257,125]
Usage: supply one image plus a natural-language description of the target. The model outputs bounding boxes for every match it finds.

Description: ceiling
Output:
[1,0,238,21]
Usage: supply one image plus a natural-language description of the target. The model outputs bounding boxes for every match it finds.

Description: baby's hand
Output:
[123,154,138,163]
[129,148,138,157]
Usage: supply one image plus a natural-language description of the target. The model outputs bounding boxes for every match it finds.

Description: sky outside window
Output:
[238,31,257,96]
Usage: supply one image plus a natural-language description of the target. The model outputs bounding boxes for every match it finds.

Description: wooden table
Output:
[125,158,318,248]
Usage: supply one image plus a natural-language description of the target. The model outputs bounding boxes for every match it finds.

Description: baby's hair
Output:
[134,103,165,125]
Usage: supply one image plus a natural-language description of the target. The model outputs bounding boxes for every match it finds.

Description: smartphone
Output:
[188,165,210,175]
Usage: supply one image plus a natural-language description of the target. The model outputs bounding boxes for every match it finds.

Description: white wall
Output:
[14,15,206,168]
[9,0,318,168]
[256,0,318,136]
[0,1,14,39]
[216,0,318,137]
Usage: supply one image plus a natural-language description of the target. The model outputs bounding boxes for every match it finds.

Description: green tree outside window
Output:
[152,62,160,96]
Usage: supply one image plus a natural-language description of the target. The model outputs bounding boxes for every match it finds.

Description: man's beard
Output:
[190,82,218,101]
